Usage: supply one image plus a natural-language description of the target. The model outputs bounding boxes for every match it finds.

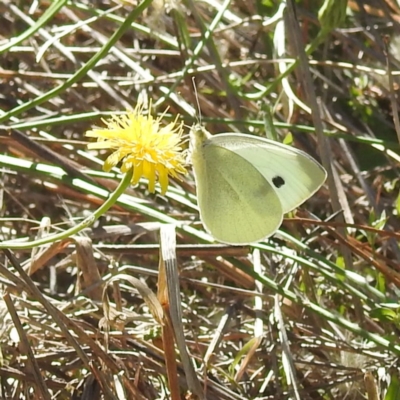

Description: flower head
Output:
[86,103,187,195]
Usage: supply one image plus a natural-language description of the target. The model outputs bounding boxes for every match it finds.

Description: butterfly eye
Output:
[272,175,285,188]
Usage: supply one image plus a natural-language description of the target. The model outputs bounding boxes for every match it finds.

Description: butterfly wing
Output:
[191,133,283,245]
[210,133,327,213]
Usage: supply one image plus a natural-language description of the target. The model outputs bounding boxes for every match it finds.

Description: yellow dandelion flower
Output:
[86,103,187,195]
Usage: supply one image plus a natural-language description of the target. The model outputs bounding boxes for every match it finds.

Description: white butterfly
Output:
[189,124,327,245]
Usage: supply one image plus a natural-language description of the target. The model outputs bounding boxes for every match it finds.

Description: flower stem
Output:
[0,171,133,250]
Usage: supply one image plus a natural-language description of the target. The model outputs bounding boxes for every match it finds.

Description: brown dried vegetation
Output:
[0,0,400,399]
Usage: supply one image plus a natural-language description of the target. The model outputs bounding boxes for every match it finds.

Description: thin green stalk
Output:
[0,154,212,244]
[246,19,331,101]
[155,0,232,109]
[0,0,153,123]
[0,0,69,53]
[237,258,400,356]
[0,171,132,250]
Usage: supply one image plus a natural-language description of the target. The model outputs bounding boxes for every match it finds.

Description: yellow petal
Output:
[104,150,124,171]
[131,161,143,185]
[158,165,169,194]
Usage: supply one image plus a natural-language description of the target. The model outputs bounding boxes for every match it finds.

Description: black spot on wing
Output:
[272,175,285,188]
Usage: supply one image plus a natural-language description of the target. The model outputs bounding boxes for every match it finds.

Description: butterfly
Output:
[189,124,327,245]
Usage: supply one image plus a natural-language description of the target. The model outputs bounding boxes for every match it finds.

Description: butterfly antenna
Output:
[192,77,202,126]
